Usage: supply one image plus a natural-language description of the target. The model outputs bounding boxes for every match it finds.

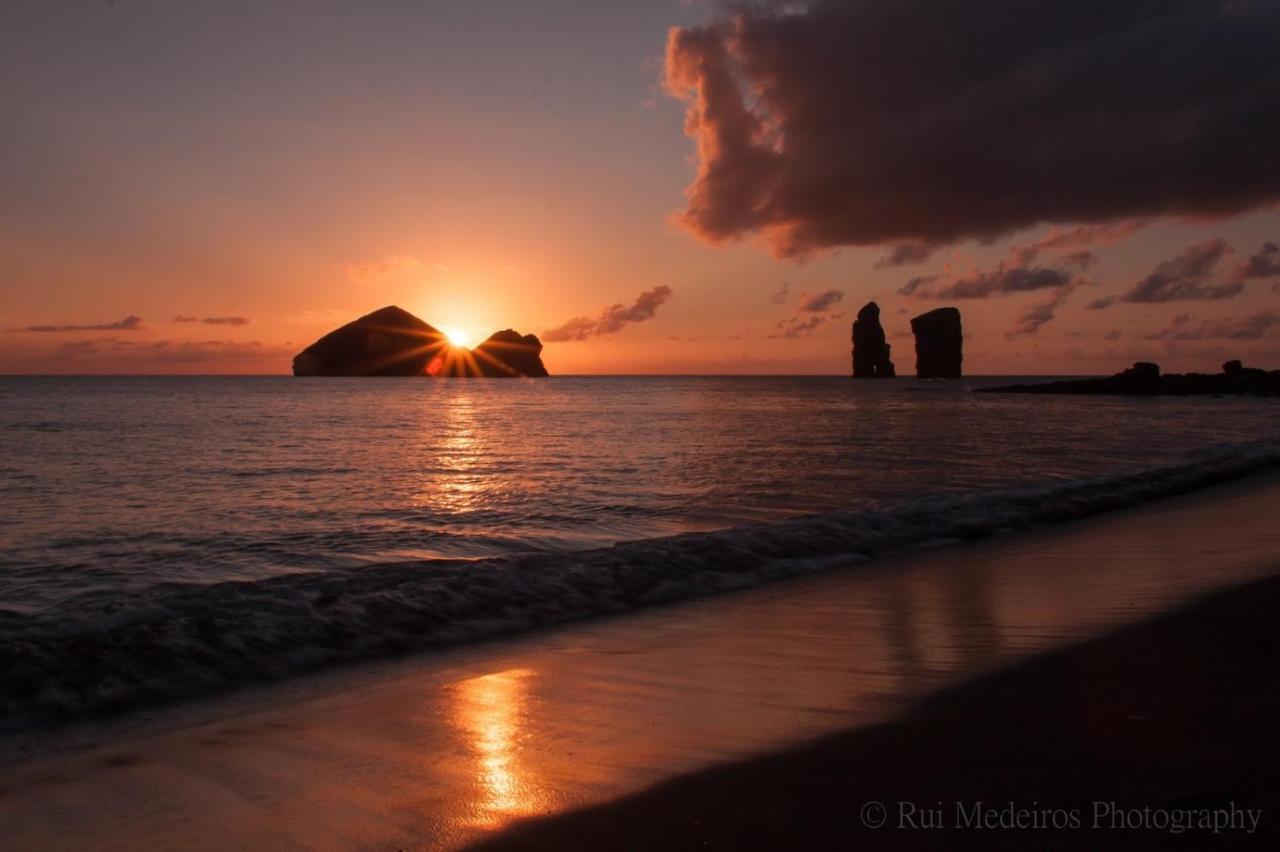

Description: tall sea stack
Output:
[851,302,895,378]
[910,307,963,378]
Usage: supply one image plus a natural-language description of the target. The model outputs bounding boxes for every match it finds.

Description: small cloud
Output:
[874,242,935,268]
[346,255,422,283]
[1092,239,1242,308]
[797,289,844,312]
[1006,283,1081,339]
[543,285,674,342]
[769,281,791,304]
[769,314,827,338]
[1062,250,1097,271]
[174,315,250,326]
[898,275,937,297]
[44,337,294,365]
[1240,241,1280,279]
[1023,220,1148,256]
[14,315,144,333]
[1145,311,1280,342]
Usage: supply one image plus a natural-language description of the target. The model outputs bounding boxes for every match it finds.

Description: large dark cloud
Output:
[1087,239,1243,308]
[543,286,674,342]
[15,315,143,332]
[664,1,1280,256]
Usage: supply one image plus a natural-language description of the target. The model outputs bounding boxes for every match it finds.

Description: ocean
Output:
[1,375,1278,726]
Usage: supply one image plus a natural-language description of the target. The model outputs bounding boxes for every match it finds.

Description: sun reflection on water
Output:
[450,668,541,827]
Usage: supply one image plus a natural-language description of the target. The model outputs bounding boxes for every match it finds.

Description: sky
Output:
[2,0,1278,375]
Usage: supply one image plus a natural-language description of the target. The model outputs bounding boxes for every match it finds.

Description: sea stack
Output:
[851,302,895,378]
[291,306,549,377]
[910,307,963,378]
[291,306,444,376]
[472,329,550,378]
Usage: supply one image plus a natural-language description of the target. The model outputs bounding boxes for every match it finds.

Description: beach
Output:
[2,467,1278,850]
[472,558,1280,851]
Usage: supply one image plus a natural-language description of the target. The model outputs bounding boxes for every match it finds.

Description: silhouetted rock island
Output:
[291,306,549,377]
[982,360,1280,397]
[851,302,895,378]
[911,307,963,378]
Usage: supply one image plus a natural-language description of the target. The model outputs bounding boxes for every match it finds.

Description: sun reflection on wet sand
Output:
[450,667,542,828]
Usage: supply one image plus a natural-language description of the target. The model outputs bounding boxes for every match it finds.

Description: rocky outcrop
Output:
[291,306,549,377]
[911,307,963,378]
[472,330,550,378]
[291,306,445,376]
[851,302,895,378]
[982,361,1280,396]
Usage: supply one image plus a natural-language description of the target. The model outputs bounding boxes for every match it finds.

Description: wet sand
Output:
[2,471,1279,850]
[470,571,1280,851]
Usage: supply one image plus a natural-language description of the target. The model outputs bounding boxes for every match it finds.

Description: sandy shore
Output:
[470,572,1280,851]
[2,471,1279,849]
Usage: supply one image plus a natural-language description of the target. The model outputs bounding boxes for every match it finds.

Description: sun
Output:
[444,327,471,348]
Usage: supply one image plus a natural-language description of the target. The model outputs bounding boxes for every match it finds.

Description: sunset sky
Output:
[3,0,1278,375]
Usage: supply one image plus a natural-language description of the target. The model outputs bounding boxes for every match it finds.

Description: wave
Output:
[2,439,1279,730]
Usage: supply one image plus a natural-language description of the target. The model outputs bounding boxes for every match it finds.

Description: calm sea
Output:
[1,375,1277,724]
[2,375,1277,610]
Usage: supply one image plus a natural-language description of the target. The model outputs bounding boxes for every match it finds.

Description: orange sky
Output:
[2,2,1278,375]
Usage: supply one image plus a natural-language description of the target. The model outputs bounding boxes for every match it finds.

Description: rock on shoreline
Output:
[982,360,1280,397]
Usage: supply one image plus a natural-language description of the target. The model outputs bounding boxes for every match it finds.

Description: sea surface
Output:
[1,375,1278,724]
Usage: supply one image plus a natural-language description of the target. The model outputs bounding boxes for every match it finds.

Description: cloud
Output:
[769,281,791,304]
[1240,241,1280,279]
[770,288,845,337]
[769,314,827,338]
[663,3,1280,256]
[1023,220,1149,256]
[1090,239,1243,308]
[174,315,251,326]
[1061,251,1097,271]
[898,275,937,297]
[934,266,1075,300]
[875,242,936,268]
[14,315,144,332]
[345,255,422,283]
[1006,282,1081,339]
[1145,311,1280,342]
[543,285,674,342]
[797,289,844,312]
[47,338,293,365]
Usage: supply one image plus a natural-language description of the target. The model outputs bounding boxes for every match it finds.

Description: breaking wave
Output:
[2,439,1279,730]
